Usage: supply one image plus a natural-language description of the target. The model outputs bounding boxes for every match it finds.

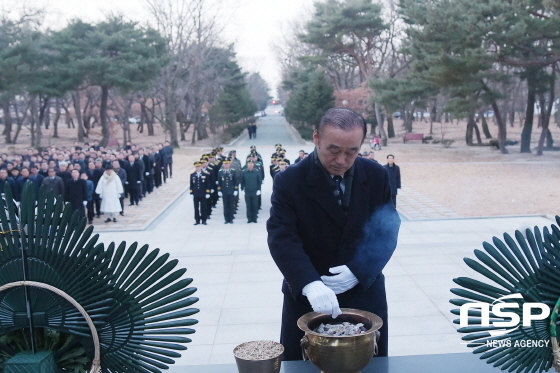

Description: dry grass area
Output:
[362,117,560,217]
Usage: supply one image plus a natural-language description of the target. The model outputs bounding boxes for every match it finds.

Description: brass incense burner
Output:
[297,308,382,373]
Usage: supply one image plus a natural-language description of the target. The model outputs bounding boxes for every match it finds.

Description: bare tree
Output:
[144,0,229,146]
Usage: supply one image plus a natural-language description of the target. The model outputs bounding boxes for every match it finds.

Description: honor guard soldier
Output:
[248,145,263,163]
[278,150,290,164]
[272,145,282,159]
[200,156,214,218]
[275,161,288,179]
[218,158,238,224]
[208,152,220,208]
[190,161,210,225]
[270,157,280,179]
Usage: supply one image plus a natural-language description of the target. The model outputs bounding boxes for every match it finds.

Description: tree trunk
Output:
[490,99,508,154]
[72,91,85,142]
[99,85,110,147]
[36,96,49,148]
[374,102,388,146]
[536,74,554,156]
[53,98,61,138]
[479,110,492,139]
[520,68,537,153]
[466,115,474,146]
[509,103,515,127]
[386,111,395,138]
[2,98,13,144]
[545,129,554,149]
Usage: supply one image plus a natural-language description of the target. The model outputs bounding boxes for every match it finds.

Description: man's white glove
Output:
[233,191,238,196]
[218,191,222,197]
[215,181,218,185]
[320,265,359,295]
[211,189,215,193]
[83,201,87,206]
[256,190,261,196]
[137,181,141,184]
[145,172,149,176]
[205,194,210,199]
[302,281,342,318]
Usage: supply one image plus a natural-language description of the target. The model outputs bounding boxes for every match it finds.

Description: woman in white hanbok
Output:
[95,165,124,222]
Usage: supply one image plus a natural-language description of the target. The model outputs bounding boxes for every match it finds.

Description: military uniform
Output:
[218,162,238,223]
[190,162,211,225]
[241,165,262,223]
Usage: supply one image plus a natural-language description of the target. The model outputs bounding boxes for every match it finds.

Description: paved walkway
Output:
[92,111,556,368]
[398,186,462,220]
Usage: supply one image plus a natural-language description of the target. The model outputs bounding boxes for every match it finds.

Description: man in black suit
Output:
[125,155,142,206]
[64,169,88,218]
[267,108,400,361]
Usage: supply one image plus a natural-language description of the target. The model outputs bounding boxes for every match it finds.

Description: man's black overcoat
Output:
[267,153,400,360]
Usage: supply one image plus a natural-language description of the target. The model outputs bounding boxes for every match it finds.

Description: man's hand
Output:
[82,201,87,206]
[218,191,222,197]
[321,265,358,294]
[256,190,261,196]
[205,194,210,199]
[302,281,342,318]
[233,191,238,196]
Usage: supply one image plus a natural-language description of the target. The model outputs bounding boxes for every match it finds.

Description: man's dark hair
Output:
[387,154,394,159]
[315,108,367,139]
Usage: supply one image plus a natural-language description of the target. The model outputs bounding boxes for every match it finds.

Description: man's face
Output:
[195,165,202,172]
[248,162,254,171]
[21,169,29,178]
[223,162,230,169]
[48,169,56,177]
[313,124,363,176]
[112,161,120,170]
[128,156,135,162]
[88,163,95,170]
[299,151,304,158]
[368,152,375,160]
[0,170,7,180]
[60,164,67,172]
[71,170,79,180]
[387,156,394,165]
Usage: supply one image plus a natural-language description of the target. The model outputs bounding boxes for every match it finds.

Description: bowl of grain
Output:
[233,340,284,373]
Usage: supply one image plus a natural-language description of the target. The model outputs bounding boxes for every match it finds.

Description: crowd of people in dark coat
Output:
[0,139,174,224]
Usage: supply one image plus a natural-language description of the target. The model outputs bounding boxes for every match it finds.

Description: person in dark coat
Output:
[89,161,104,218]
[190,161,210,225]
[0,169,17,199]
[153,147,163,188]
[81,172,95,224]
[383,154,401,207]
[267,108,400,361]
[125,155,142,206]
[162,140,174,179]
[64,170,88,218]
[42,168,65,197]
[113,160,127,216]
[142,149,154,195]
[241,160,262,223]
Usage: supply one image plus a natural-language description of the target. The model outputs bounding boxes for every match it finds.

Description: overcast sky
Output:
[16,0,317,97]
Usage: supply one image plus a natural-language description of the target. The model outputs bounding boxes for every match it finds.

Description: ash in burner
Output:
[314,322,367,336]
